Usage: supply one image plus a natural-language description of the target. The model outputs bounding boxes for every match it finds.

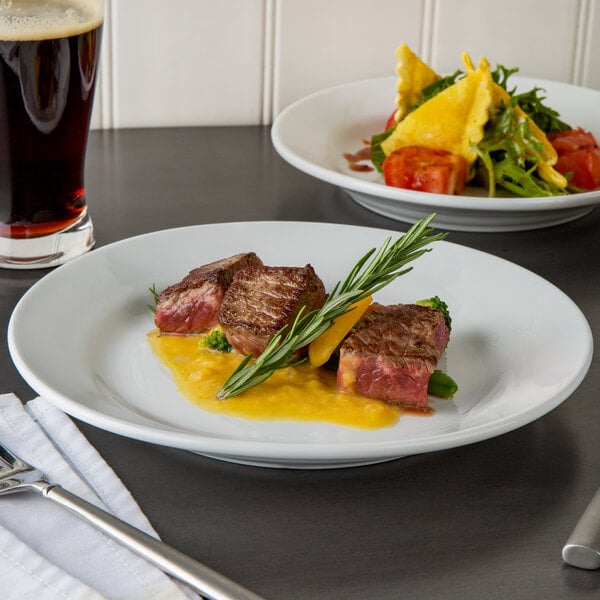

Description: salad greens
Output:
[511,87,570,134]
[472,100,567,197]
[372,64,572,198]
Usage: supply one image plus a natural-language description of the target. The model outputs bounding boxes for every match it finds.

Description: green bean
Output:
[428,370,458,398]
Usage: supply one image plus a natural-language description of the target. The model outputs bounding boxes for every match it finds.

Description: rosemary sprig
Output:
[217,214,446,399]
[147,283,159,313]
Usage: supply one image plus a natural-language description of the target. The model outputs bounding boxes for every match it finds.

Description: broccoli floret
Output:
[416,296,452,332]
[200,327,233,353]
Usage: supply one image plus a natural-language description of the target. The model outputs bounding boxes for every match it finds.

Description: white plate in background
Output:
[271,77,600,231]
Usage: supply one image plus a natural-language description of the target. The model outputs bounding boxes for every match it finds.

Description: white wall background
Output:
[91,0,600,129]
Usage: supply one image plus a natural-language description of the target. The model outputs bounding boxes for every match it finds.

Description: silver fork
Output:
[0,442,265,600]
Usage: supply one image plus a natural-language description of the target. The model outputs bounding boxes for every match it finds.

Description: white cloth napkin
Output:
[0,393,198,600]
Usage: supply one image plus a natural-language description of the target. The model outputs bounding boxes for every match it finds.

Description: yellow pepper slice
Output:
[308,296,372,368]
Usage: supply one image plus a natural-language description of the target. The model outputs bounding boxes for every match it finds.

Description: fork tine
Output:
[0,442,34,479]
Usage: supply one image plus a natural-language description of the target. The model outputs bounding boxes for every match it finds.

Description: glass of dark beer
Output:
[0,0,103,268]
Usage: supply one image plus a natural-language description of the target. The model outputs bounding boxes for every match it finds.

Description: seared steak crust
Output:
[218,264,327,356]
[154,252,263,334]
[337,303,449,410]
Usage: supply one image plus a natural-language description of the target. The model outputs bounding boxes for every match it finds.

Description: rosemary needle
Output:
[217,214,446,399]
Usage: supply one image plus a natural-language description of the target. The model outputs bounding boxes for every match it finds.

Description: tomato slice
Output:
[555,148,600,191]
[548,128,598,156]
[547,128,600,190]
[382,146,468,195]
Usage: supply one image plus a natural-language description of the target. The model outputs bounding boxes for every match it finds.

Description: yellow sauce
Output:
[148,330,400,429]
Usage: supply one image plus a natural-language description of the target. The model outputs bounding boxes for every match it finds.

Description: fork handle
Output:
[39,483,265,600]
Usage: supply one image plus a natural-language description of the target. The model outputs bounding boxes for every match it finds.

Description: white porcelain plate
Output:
[8,222,593,468]
[271,76,600,231]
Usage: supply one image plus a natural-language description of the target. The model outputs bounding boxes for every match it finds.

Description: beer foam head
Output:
[0,0,102,41]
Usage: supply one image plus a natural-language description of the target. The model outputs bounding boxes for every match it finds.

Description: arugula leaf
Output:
[490,64,570,133]
[513,87,571,134]
[491,64,519,91]
[370,126,395,172]
[472,102,567,197]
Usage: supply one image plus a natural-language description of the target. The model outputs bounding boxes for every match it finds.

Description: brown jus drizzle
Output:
[343,142,374,172]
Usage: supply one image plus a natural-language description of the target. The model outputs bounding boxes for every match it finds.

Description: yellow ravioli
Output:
[392,43,441,123]
[381,55,494,165]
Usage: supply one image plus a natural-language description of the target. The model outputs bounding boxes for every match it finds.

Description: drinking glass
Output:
[0,0,103,268]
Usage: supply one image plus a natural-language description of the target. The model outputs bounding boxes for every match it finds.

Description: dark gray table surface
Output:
[1,126,599,599]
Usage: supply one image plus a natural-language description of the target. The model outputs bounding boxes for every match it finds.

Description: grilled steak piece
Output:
[337,303,449,410]
[218,264,327,356]
[154,252,263,334]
